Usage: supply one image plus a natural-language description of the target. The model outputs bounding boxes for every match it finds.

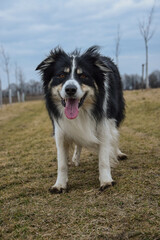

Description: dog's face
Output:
[51,55,96,119]
[36,46,110,119]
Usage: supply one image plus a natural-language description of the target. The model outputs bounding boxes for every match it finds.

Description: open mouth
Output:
[61,92,88,119]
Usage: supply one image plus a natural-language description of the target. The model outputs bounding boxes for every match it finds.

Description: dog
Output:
[36,46,126,193]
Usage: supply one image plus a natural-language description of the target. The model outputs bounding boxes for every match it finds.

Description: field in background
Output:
[2,95,43,104]
[0,89,160,240]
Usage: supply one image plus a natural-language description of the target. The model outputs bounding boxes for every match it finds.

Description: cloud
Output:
[0,0,159,89]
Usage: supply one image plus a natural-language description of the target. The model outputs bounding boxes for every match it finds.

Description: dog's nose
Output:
[65,84,77,96]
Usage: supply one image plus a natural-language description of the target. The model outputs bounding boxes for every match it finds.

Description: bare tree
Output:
[0,46,12,104]
[139,2,155,89]
[115,24,121,68]
[141,63,145,88]
[15,63,20,102]
[18,67,25,102]
[0,78,2,107]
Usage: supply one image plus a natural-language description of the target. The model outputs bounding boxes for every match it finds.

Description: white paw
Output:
[49,184,68,194]
[99,181,116,191]
[118,152,127,160]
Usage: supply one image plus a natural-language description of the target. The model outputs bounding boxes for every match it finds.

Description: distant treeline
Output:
[122,70,160,90]
[2,79,43,97]
[2,70,160,100]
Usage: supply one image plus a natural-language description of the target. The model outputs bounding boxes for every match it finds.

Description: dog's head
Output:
[36,46,111,120]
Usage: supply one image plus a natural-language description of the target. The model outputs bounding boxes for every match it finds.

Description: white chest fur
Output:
[56,110,100,148]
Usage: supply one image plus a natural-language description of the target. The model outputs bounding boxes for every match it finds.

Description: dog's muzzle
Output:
[60,82,88,120]
[65,84,77,97]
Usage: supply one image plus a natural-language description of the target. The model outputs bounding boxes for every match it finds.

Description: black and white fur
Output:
[36,46,126,193]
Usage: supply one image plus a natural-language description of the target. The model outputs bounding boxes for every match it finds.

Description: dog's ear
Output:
[82,46,112,73]
[95,59,112,73]
[35,47,66,72]
[35,54,55,71]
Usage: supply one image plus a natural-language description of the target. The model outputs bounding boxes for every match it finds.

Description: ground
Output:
[0,89,160,240]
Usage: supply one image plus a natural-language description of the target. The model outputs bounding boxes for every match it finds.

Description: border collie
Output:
[36,46,126,193]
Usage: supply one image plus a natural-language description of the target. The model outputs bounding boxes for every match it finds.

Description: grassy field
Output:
[0,89,160,240]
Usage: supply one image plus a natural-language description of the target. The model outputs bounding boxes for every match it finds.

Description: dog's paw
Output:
[72,156,80,166]
[118,152,128,161]
[72,159,79,167]
[99,181,116,191]
[49,185,68,194]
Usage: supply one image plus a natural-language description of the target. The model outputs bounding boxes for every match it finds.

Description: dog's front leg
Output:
[49,129,68,194]
[98,141,115,191]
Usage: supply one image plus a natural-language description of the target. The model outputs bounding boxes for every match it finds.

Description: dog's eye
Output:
[80,74,87,79]
[58,74,65,79]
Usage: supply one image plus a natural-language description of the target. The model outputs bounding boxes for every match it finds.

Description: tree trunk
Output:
[142,64,144,89]
[21,92,25,102]
[145,42,149,89]
[7,70,12,104]
[9,88,12,104]
[17,90,20,102]
[116,54,118,68]
[0,79,2,108]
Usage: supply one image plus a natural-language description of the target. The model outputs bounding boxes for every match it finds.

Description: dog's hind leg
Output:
[72,145,82,166]
[117,149,127,161]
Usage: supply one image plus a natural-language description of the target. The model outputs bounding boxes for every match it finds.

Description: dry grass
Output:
[0,89,160,240]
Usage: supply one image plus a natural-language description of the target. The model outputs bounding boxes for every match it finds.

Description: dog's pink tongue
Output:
[65,99,79,119]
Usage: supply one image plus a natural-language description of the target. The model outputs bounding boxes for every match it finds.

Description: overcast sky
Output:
[0,0,160,89]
